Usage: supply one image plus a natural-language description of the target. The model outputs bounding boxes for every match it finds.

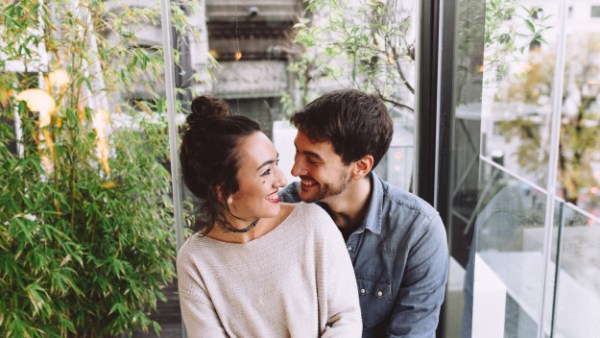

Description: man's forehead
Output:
[294,132,343,162]
[295,132,332,149]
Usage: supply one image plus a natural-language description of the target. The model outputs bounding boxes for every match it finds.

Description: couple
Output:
[177,89,449,338]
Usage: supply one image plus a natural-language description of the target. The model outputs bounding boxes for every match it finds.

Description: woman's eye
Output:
[261,169,272,177]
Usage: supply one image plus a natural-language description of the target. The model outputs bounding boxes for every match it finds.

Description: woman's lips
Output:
[266,191,280,203]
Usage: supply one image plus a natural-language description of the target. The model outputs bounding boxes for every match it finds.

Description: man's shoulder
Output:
[278,181,301,203]
[376,178,440,221]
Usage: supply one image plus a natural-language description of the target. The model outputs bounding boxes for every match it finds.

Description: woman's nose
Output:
[275,167,287,187]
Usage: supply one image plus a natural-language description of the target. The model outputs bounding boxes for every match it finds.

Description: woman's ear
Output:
[215,184,235,206]
[214,185,225,203]
[351,155,374,180]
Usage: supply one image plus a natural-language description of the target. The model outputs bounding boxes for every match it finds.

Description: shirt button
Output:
[360,288,366,294]
[376,291,383,297]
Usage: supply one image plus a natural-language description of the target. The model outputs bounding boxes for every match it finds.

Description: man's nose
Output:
[290,160,306,177]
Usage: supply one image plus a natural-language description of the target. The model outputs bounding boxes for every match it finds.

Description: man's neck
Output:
[321,175,372,229]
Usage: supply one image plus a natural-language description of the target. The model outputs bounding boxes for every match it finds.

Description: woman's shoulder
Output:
[282,203,338,235]
[282,202,332,220]
[177,233,212,262]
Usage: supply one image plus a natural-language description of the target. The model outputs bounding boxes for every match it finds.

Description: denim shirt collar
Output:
[360,172,384,235]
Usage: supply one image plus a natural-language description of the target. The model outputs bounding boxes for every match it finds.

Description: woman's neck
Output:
[207,204,294,244]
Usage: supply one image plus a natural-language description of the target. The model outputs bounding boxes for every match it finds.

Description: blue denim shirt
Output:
[279,173,448,338]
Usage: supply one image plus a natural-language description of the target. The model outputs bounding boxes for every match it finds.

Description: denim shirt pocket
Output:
[356,278,393,328]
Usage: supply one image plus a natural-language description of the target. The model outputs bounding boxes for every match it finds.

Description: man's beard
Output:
[300,171,352,203]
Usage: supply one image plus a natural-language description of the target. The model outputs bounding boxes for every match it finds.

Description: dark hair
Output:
[290,89,393,168]
[180,96,260,233]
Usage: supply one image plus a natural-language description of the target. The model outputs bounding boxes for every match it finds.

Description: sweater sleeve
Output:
[177,242,228,338]
[178,292,228,338]
[315,209,363,338]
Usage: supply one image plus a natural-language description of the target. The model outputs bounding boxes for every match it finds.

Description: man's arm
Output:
[386,215,449,338]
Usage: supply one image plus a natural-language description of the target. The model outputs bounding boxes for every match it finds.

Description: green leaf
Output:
[25,282,47,315]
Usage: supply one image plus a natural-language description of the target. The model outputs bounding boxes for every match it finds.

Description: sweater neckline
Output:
[197,203,303,247]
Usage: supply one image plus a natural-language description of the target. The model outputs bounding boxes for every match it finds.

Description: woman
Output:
[177,96,362,338]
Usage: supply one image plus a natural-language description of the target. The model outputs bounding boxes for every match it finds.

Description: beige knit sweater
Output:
[177,203,362,338]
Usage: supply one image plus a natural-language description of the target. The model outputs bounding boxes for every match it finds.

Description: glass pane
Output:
[551,203,600,337]
[263,0,417,189]
[443,0,487,336]
[200,0,418,202]
[468,162,547,337]
[445,0,600,336]
[556,27,600,215]
[481,2,562,189]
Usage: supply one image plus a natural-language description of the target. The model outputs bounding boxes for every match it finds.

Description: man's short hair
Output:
[290,89,393,168]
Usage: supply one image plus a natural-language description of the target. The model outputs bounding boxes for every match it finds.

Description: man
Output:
[279,89,448,338]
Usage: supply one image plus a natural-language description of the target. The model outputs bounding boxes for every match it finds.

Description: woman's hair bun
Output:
[187,96,231,127]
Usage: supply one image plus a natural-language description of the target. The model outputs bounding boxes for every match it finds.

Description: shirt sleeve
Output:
[386,214,448,338]
[318,214,363,338]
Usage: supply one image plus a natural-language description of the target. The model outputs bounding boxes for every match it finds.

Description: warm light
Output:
[48,69,70,89]
[394,151,403,159]
[40,155,54,174]
[101,181,117,189]
[234,51,242,61]
[387,51,395,64]
[42,129,55,160]
[15,89,57,127]
[0,88,13,107]
[591,187,599,195]
[209,49,219,58]
[594,171,600,180]
[93,109,111,175]
[478,65,485,73]
[115,104,123,117]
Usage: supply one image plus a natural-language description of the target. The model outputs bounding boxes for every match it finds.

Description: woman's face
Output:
[226,132,287,222]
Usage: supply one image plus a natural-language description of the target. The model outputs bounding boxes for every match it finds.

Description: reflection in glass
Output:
[556,31,600,216]
[466,160,547,337]
[551,203,600,337]
[438,0,600,336]
[481,2,561,190]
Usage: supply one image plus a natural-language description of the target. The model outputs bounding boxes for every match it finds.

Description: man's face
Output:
[291,131,353,203]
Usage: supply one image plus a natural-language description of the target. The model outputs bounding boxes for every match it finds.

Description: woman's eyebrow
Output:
[256,154,279,171]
